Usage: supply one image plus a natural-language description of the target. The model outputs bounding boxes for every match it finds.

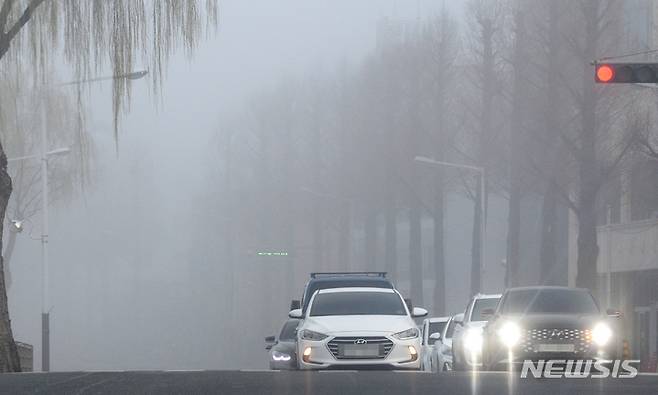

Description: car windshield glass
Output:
[429,322,447,337]
[279,320,298,341]
[470,298,499,321]
[303,279,392,310]
[501,289,600,315]
[309,292,406,316]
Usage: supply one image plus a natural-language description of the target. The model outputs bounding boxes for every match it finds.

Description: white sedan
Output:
[289,287,427,370]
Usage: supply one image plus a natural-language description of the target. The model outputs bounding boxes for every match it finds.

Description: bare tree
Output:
[463,0,508,295]
[0,0,218,373]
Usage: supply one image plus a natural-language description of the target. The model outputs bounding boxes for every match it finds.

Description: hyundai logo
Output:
[354,338,368,345]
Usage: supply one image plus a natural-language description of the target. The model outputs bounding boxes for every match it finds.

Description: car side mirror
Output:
[453,314,464,325]
[290,300,301,310]
[289,308,303,319]
[412,307,428,318]
[265,344,273,351]
[606,308,622,318]
[481,308,495,318]
[265,335,276,343]
[429,332,442,341]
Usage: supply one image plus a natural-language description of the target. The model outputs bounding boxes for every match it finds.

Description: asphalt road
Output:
[1,370,657,395]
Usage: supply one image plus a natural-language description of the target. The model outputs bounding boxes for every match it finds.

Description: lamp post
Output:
[7,69,148,372]
[414,156,486,294]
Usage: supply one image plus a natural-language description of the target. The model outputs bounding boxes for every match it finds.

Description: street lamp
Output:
[7,69,148,372]
[414,156,486,294]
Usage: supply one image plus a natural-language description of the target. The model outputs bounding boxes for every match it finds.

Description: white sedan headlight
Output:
[592,322,612,346]
[299,329,328,341]
[393,327,420,340]
[497,321,522,348]
[463,327,483,352]
[272,350,291,361]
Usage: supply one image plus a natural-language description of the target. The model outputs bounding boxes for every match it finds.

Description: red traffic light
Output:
[596,64,615,83]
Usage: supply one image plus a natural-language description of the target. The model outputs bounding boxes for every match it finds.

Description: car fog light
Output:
[302,347,312,363]
[408,346,418,362]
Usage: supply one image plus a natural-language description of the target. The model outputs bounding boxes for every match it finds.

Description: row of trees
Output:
[212,0,652,343]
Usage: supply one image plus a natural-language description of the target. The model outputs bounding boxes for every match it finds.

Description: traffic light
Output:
[595,63,658,83]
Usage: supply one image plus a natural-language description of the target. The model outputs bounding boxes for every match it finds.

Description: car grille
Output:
[520,328,592,354]
[327,337,394,360]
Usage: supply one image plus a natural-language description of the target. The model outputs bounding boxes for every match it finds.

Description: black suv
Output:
[291,272,396,314]
[482,286,621,370]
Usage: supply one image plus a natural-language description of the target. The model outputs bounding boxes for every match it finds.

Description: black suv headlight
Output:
[592,322,612,346]
[497,321,522,348]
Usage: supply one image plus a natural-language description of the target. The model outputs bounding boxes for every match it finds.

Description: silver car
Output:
[430,313,461,372]
[451,293,501,370]
[420,316,450,372]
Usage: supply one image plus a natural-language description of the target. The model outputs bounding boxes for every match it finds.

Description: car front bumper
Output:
[297,337,421,370]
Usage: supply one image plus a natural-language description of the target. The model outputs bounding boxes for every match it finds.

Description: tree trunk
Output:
[471,17,493,296]
[540,0,560,286]
[364,209,377,271]
[337,201,350,272]
[506,179,521,287]
[432,173,445,315]
[506,9,526,288]
[2,229,17,290]
[576,198,599,291]
[0,143,20,372]
[384,192,397,281]
[409,200,423,305]
[539,182,558,284]
[312,202,323,271]
[471,177,482,296]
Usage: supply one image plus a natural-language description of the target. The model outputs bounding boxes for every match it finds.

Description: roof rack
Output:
[310,272,387,279]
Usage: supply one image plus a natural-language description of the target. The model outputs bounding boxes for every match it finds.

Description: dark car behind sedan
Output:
[266,319,300,370]
[482,286,621,370]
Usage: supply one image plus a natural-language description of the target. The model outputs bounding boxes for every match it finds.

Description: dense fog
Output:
[4,0,653,372]
[6,0,471,371]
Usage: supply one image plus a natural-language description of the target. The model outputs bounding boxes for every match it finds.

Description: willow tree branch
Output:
[0,0,15,32]
[0,0,46,59]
